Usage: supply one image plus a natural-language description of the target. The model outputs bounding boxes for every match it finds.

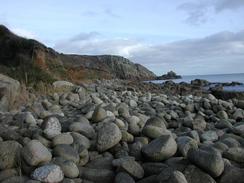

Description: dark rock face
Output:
[0,25,156,83]
[157,71,182,80]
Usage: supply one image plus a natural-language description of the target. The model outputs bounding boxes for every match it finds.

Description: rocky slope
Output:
[0,25,156,85]
[0,77,244,183]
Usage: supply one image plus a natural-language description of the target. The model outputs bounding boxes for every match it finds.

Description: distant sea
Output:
[149,73,244,92]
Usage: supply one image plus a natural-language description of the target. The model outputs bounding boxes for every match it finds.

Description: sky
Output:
[0,0,244,75]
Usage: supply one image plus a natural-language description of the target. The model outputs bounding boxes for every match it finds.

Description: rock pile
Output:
[0,79,244,183]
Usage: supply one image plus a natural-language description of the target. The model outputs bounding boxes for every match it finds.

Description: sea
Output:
[149,73,244,92]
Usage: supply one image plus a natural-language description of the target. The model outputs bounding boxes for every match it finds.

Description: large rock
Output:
[0,141,22,170]
[42,117,62,139]
[142,134,177,161]
[157,167,188,183]
[97,122,122,152]
[187,147,224,177]
[184,165,216,183]
[220,161,244,183]
[223,147,244,163]
[21,140,52,166]
[92,106,107,123]
[31,164,64,183]
[53,144,80,164]
[0,74,20,111]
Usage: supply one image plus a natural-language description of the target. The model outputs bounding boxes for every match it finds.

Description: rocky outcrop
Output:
[157,71,182,80]
[0,25,156,84]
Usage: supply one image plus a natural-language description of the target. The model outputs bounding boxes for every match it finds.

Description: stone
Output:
[142,162,169,176]
[79,167,115,183]
[176,136,198,157]
[217,110,228,120]
[201,131,218,142]
[0,141,22,170]
[157,167,188,183]
[119,159,144,179]
[187,147,224,177]
[1,176,28,183]
[97,123,122,152]
[69,122,95,139]
[115,172,135,183]
[52,157,79,178]
[42,117,61,139]
[53,81,74,89]
[53,144,80,164]
[21,140,52,166]
[52,133,73,146]
[71,132,91,150]
[31,164,64,183]
[192,115,206,131]
[223,147,244,163]
[220,161,244,183]
[24,112,37,125]
[92,105,107,122]
[184,165,216,183]
[142,135,177,161]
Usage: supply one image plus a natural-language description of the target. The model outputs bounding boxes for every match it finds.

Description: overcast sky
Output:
[0,0,244,75]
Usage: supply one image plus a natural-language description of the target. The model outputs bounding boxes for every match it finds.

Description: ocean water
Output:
[150,73,244,92]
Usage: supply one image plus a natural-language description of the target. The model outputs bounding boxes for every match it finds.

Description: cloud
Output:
[82,9,120,18]
[54,29,244,75]
[178,0,244,25]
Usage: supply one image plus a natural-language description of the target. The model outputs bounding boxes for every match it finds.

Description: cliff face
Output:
[0,25,156,85]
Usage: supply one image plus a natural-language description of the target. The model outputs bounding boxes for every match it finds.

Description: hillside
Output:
[0,25,156,85]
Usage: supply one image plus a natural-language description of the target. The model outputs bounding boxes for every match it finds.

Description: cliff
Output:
[0,25,156,85]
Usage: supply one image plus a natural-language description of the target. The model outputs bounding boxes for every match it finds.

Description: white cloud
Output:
[54,29,244,75]
[178,0,244,25]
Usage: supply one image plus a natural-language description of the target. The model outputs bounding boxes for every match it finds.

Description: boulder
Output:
[97,123,122,152]
[142,134,177,161]
[187,147,224,177]
[31,164,64,183]
[21,140,52,166]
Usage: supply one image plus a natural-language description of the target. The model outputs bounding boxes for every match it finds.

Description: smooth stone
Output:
[79,167,115,183]
[69,122,95,139]
[119,159,144,179]
[184,165,216,183]
[176,136,198,157]
[97,123,122,152]
[52,133,74,146]
[187,147,224,177]
[53,144,80,164]
[91,106,107,122]
[21,140,52,166]
[142,135,177,161]
[52,157,79,178]
[115,172,135,183]
[157,167,188,183]
[223,147,244,163]
[31,164,64,183]
[42,117,61,139]
[0,169,18,182]
[71,132,91,149]
[201,131,218,142]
